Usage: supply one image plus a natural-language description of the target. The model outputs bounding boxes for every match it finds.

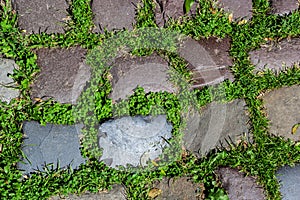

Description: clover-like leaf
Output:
[184,0,195,14]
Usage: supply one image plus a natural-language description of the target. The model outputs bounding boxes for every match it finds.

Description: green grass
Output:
[0,0,300,199]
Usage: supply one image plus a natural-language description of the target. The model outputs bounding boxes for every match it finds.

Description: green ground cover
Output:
[0,0,300,199]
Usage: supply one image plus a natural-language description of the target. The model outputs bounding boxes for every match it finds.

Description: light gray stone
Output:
[216,0,252,21]
[0,58,19,103]
[276,164,300,200]
[183,99,251,156]
[271,0,299,15]
[249,37,300,73]
[262,85,300,141]
[19,121,86,175]
[98,115,172,168]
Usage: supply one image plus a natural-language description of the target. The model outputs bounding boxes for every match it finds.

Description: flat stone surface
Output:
[0,58,19,103]
[178,37,234,88]
[13,0,69,34]
[216,167,266,200]
[152,177,204,199]
[262,85,300,141]
[18,121,85,175]
[92,0,139,32]
[276,164,300,200]
[49,185,126,200]
[249,37,300,73]
[271,0,299,15]
[31,47,91,104]
[154,0,197,27]
[183,99,251,156]
[109,54,177,103]
[216,0,252,20]
[98,115,172,168]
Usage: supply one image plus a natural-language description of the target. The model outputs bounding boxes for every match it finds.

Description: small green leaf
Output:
[184,0,195,14]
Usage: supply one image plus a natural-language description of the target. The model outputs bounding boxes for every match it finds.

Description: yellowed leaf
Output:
[238,19,248,25]
[148,188,162,199]
[228,13,233,22]
[292,123,300,134]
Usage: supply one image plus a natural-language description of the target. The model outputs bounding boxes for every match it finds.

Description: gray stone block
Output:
[271,0,299,15]
[216,0,252,21]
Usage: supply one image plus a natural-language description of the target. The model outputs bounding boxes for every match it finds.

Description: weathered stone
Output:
[152,177,205,199]
[183,99,251,156]
[18,121,85,175]
[49,185,127,200]
[109,54,177,103]
[270,0,299,15]
[98,115,172,168]
[249,37,300,73]
[0,58,19,103]
[31,47,91,104]
[276,164,300,200]
[13,0,69,34]
[92,0,140,32]
[216,167,266,200]
[178,37,234,88]
[154,0,197,27]
[216,0,253,20]
[262,85,300,141]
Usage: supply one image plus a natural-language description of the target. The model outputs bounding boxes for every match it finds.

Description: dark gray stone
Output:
[0,58,19,103]
[216,0,252,21]
[31,47,91,104]
[152,177,204,199]
[249,37,300,73]
[271,0,299,15]
[98,115,172,168]
[109,54,177,103]
[92,0,140,32]
[154,0,197,27]
[49,185,126,200]
[178,37,234,88]
[262,85,300,141]
[13,0,69,34]
[216,167,266,200]
[276,164,300,200]
[183,99,251,156]
[19,121,85,175]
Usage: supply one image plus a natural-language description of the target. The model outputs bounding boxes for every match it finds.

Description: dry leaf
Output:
[292,123,300,134]
[148,188,162,199]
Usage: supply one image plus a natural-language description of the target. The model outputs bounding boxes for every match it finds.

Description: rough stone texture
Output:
[154,0,197,27]
[31,47,91,104]
[18,121,86,175]
[49,185,126,200]
[183,99,251,156]
[178,37,234,88]
[216,167,266,200]
[152,177,205,199]
[92,0,140,32]
[249,37,300,73]
[262,85,300,141]
[98,115,172,168]
[216,0,253,20]
[13,0,69,34]
[271,0,299,15]
[109,54,177,103]
[0,58,19,103]
[276,164,300,200]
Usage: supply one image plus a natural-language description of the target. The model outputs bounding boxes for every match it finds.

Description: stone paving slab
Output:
[13,0,69,34]
[92,0,140,32]
[249,37,300,73]
[0,58,19,103]
[98,115,172,168]
[49,185,126,200]
[216,167,266,200]
[276,164,300,200]
[262,85,300,141]
[178,37,234,88]
[183,99,251,156]
[151,177,204,199]
[109,54,177,103]
[216,0,252,21]
[154,0,197,27]
[270,0,299,15]
[18,121,85,175]
[31,47,91,104]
